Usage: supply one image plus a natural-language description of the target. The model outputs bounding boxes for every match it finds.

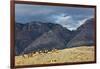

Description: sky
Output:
[15,4,94,30]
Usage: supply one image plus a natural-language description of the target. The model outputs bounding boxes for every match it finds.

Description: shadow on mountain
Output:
[15,18,95,55]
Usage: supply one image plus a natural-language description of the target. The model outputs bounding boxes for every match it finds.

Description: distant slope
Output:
[66,18,95,48]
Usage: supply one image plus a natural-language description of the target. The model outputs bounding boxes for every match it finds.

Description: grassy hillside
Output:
[15,46,95,66]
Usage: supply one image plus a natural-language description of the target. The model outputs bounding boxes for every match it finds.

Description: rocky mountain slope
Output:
[66,18,95,47]
[15,18,95,55]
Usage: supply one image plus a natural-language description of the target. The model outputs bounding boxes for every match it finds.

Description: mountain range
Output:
[15,18,95,55]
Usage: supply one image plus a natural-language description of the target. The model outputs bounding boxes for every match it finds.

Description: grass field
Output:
[15,46,95,66]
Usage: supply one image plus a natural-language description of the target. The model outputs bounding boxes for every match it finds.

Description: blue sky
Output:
[15,4,94,30]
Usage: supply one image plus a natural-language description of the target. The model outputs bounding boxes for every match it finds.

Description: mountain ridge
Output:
[15,18,95,55]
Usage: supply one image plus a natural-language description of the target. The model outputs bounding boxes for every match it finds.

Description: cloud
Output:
[53,14,93,30]
[52,14,78,30]
[78,16,94,26]
[15,4,94,30]
[15,4,55,16]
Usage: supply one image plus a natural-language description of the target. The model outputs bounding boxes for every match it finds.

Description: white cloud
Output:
[78,16,94,27]
[53,14,93,30]
[55,16,71,24]
[54,14,78,30]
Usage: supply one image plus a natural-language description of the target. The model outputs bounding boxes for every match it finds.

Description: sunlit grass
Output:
[15,46,95,66]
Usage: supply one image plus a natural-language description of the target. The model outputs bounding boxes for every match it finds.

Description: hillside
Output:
[15,18,95,55]
[15,22,73,55]
[66,18,95,48]
[15,46,95,66]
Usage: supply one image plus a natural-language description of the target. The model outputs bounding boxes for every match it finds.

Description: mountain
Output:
[22,24,73,54]
[66,18,95,47]
[15,22,73,55]
[15,18,95,55]
[15,22,52,55]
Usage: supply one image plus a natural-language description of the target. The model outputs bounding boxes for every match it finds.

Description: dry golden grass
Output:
[15,46,95,66]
